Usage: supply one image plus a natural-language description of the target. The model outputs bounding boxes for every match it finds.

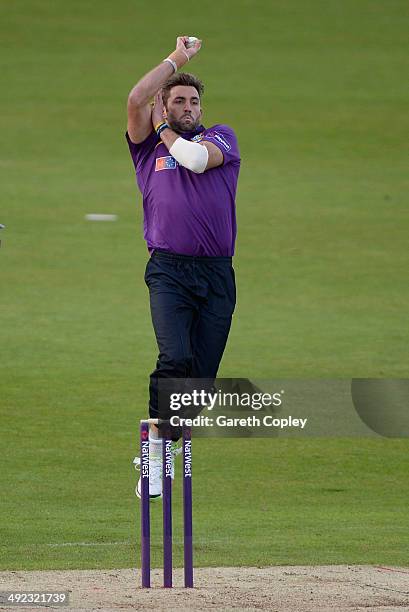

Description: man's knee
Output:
[154,352,193,377]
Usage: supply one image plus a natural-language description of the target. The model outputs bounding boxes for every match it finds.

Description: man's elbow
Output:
[128,88,147,109]
[184,148,209,174]
[189,159,208,174]
[169,139,209,174]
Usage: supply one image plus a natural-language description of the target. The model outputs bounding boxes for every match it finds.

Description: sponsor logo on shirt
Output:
[155,156,177,171]
[191,132,205,142]
[205,131,231,151]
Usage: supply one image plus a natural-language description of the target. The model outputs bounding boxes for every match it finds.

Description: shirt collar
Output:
[179,124,206,139]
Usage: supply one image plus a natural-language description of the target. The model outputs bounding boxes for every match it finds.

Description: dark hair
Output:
[162,73,204,107]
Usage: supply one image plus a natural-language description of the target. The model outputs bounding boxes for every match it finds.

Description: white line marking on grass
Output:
[85,214,118,221]
[45,541,131,547]
[2,538,230,549]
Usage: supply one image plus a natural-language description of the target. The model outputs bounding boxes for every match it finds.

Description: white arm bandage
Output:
[169,137,209,174]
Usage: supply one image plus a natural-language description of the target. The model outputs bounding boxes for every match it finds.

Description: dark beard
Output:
[167,116,200,134]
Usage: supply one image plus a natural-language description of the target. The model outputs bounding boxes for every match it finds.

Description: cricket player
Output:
[127,36,241,499]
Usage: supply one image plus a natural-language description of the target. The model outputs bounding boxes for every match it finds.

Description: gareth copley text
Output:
[170,415,308,429]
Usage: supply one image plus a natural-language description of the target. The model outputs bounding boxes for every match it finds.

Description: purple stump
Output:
[182,425,193,588]
[140,421,150,588]
[162,436,173,587]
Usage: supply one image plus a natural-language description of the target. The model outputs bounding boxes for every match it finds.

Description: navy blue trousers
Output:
[145,249,236,420]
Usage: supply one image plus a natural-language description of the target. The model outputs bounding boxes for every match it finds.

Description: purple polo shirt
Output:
[126,124,240,256]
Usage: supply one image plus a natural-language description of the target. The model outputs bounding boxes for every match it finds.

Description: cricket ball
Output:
[186,36,199,48]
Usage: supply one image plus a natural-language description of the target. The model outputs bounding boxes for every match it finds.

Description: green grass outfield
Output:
[1,0,408,570]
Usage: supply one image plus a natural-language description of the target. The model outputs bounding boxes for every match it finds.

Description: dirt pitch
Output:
[1,565,408,611]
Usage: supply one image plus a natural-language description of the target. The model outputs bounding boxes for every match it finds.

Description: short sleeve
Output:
[125,130,158,173]
[202,125,240,166]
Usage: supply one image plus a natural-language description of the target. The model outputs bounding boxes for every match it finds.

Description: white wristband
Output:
[163,58,177,73]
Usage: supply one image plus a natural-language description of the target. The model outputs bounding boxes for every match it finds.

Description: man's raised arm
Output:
[127,36,201,144]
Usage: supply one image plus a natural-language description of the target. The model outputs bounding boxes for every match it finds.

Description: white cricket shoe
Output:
[134,453,162,500]
[133,441,182,501]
